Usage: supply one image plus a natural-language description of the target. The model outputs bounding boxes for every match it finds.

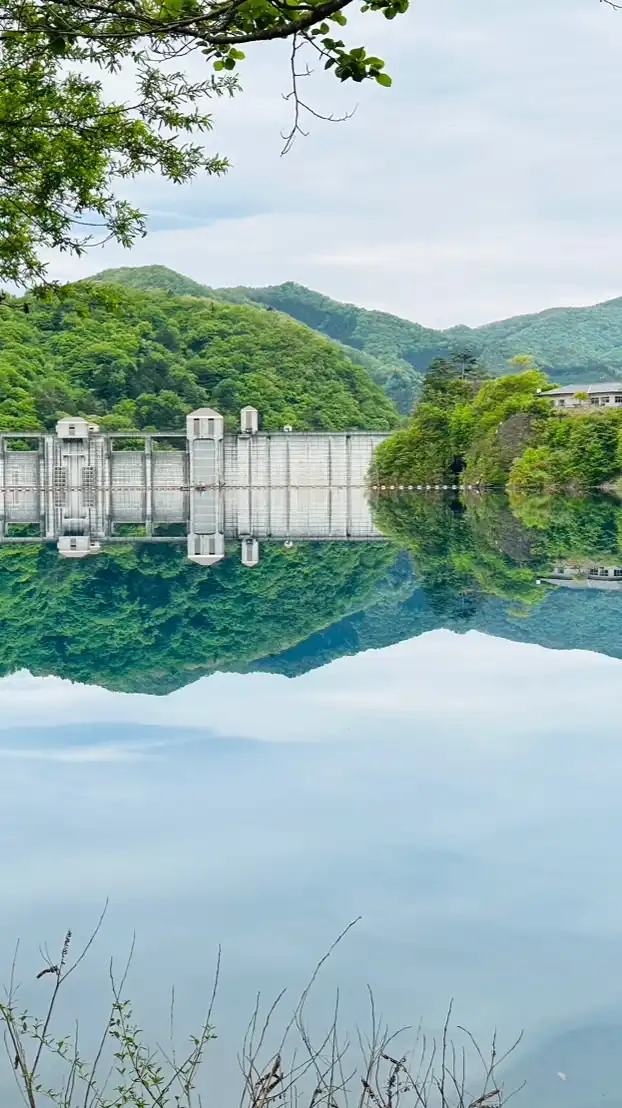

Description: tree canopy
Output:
[370,354,543,487]
[370,357,622,491]
[0,0,406,288]
[0,280,399,431]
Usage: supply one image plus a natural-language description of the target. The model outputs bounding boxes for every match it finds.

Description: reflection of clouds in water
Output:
[1,632,622,1102]
[1,630,622,744]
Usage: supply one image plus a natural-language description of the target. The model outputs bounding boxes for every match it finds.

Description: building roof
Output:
[544,383,622,396]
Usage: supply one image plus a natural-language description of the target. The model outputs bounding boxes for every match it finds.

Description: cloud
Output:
[42,0,622,326]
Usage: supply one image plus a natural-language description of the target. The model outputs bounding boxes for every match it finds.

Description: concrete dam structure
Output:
[0,408,390,565]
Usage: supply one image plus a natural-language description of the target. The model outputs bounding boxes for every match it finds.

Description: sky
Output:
[44,0,622,328]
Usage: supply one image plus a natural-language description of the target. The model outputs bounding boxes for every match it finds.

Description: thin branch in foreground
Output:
[280,33,356,155]
[1,919,526,1108]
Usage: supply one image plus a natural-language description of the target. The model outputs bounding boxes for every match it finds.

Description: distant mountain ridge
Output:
[91,265,622,413]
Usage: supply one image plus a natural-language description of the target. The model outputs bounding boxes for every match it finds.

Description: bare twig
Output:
[1,921,527,1108]
[280,33,356,155]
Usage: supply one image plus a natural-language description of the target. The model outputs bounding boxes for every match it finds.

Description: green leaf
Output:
[375,71,392,86]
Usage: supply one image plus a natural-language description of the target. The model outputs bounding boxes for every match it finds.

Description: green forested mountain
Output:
[0,282,398,432]
[91,266,223,300]
[91,265,622,413]
[91,266,415,411]
[447,296,622,386]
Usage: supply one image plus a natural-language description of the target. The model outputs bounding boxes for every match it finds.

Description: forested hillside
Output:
[448,296,622,386]
[225,285,622,392]
[92,265,622,412]
[91,265,416,411]
[0,282,398,432]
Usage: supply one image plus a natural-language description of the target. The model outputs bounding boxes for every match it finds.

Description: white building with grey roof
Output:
[541,383,622,409]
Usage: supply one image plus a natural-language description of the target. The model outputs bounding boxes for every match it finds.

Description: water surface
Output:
[1,492,622,1107]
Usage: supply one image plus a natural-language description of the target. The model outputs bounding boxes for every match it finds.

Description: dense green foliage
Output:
[92,266,622,413]
[374,354,622,492]
[0,31,233,289]
[461,367,551,485]
[455,296,622,385]
[508,410,622,492]
[0,540,398,693]
[372,362,551,487]
[370,402,455,485]
[0,282,398,432]
[91,267,419,412]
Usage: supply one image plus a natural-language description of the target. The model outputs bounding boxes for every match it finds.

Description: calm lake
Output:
[1,491,622,1107]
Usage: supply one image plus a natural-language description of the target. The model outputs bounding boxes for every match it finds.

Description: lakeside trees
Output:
[372,357,551,489]
[373,353,622,493]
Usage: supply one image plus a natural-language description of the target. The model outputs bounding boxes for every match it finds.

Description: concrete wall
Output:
[223,432,386,488]
[0,415,390,561]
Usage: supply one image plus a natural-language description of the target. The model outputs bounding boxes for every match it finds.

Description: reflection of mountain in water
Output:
[259,572,622,677]
[0,540,400,694]
[2,491,622,694]
[254,492,622,675]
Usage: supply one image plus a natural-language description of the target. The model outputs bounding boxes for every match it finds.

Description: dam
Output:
[0,408,390,565]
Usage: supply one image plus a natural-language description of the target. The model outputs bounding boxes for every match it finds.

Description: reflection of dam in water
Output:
[0,408,389,564]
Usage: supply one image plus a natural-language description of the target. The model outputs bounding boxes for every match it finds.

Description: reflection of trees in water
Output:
[265,492,622,679]
[0,540,399,694]
[372,492,549,619]
[373,489,622,628]
[509,491,622,562]
[4,493,622,697]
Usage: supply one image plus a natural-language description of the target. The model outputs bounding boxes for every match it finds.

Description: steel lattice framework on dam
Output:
[0,408,390,564]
